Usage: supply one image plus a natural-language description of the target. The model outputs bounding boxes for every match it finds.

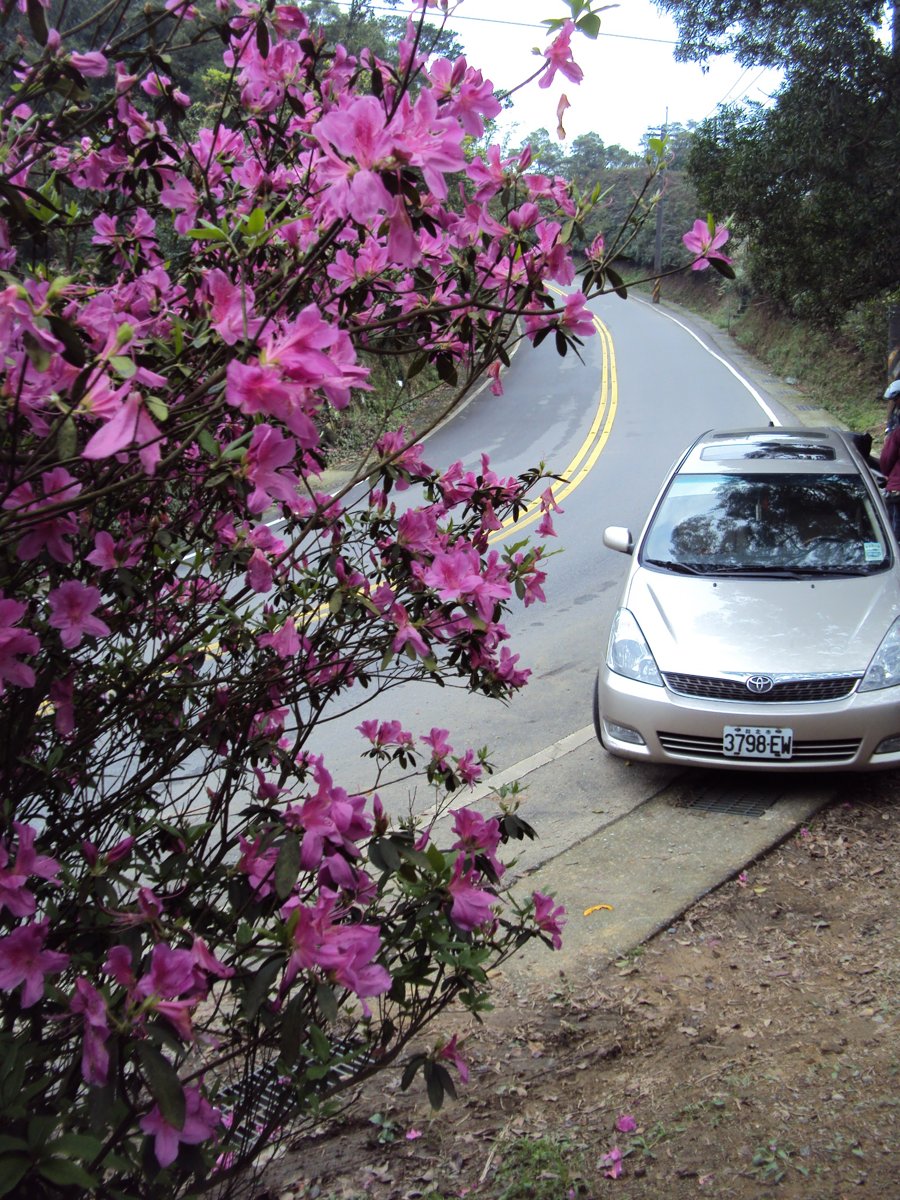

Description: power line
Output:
[703,66,773,121]
[316,2,680,47]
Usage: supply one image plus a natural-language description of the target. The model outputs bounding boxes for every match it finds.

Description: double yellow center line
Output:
[489,310,618,541]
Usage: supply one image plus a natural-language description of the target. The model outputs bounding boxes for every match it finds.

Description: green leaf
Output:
[109,355,136,379]
[22,333,50,373]
[145,395,168,422]
[308,1023,330,1061]
[56,414,77,459]
[240,955,282,1021]
[274,835,300,901]
[0,1155,29,1198]
[278,993,307,1062]
[244,207,266,236]
[46,1133,104,1160]
[136,1043,185,1130]
[577,12,601,38]
[255,19,270,58]
[37,1158,96,1189]
[709,255,736,280]
[606,267,628,300]
[400,1054,427,1092]
[424,1060,455,1110]
[369,837,401,872]
[316,982,338,1024]
[26,0,48,45]
[46,314,86,367]
[435,354,458,386]
[185,226,227,242]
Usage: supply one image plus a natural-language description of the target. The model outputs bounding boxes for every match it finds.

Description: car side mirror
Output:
[603,526,634,555]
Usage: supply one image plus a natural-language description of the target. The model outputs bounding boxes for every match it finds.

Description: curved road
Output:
[314,294,802,836]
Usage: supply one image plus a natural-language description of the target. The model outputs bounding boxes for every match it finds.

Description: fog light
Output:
[874,734,900,755]
[604,720,645,746]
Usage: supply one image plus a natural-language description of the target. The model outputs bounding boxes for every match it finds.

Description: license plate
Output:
[723,725,793,759]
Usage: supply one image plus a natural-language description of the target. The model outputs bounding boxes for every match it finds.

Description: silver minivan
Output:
[595,428,900,771]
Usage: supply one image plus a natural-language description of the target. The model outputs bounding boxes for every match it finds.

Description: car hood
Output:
[624,569,900,677]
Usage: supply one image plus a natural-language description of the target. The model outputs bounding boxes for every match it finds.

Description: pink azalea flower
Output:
[49,672,75,736]
[70,977,111,1085]
[539,21,584,90]
[453,749,483,786]
[0,919,69,1007]
[0,595,39,694]
[244,423,301,513]
[452,807,503,877]
[447,855,495,931]
[390,603,430,658]
[246,548,274,593]
[682,218,732,271]
[0,822,62,918]
[487,360,503,396]
[438,1033,469,1084]
[615,1113,637,1134]
[3,468,81,563]
[532,891,566,950]
[140,1084,221,1168]
[47,581,110,649]
[601,1145,623,1179]
[258,617,302,658]
[82,390,165,475]
[69,50,108,77]
[422,727,452,767]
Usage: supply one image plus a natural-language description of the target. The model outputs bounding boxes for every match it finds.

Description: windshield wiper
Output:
[643,558,704,575]
[701,565,805,578]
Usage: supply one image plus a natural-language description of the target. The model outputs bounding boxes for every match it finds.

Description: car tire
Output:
[592,671,605,745]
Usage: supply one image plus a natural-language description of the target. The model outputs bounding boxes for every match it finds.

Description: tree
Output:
[651,0,891,73]
[660,1,900,321]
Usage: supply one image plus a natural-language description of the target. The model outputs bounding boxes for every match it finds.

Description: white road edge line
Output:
[637,298,781,426]
[421,725,597,823]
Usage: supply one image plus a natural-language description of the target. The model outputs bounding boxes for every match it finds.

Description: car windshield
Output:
[641,472,891,575]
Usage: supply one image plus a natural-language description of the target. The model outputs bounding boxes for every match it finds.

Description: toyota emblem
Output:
[746,675,775,694]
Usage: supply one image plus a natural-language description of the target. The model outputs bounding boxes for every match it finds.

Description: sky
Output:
[433,0,784,153]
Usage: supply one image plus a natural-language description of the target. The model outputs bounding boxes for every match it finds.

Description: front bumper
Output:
[597,665,900,772]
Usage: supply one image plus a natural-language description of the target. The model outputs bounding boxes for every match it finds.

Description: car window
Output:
[641,473,891,575]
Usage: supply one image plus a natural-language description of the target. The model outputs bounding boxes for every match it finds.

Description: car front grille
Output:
[657,731,862,764]
[662,673,859,703]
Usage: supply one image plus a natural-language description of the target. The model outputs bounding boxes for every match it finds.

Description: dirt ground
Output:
[261,773,897,1200]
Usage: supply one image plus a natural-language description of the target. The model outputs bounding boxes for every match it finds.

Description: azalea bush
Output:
[0,0,722,1194]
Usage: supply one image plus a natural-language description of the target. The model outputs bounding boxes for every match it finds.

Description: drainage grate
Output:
[672,782,775,818]
[216,1041,368,1156]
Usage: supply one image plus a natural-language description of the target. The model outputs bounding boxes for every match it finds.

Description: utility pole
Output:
[651,109,668,304]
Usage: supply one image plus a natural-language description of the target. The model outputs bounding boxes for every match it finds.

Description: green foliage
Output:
[302,0,465,63]
[665,1,899,325]
[493,1135,587,1200]
[748,1140,809,1184]
[652,0,887,71]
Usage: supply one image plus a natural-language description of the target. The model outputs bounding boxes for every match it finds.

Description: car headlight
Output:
[859,617,900,692]
[606,608,663,686]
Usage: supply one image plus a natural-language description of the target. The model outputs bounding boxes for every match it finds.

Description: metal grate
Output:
[673,782,775,817]
[216,1042,367,1156]
[663,673,859,703]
